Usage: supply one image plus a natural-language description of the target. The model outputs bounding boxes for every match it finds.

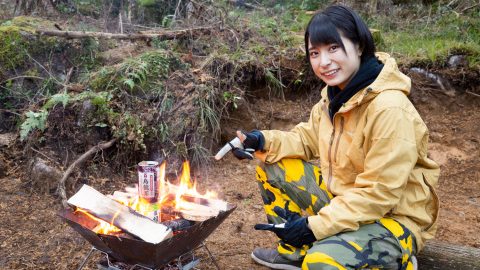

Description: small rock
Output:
[30,158,62,194]
[447,55,468,68]
[76,100,94,127]
[0,133,16,147]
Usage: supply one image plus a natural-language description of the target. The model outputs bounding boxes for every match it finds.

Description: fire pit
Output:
[60,203,235,269]
[61,161,236,270]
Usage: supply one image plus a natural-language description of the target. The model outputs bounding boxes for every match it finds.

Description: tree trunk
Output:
[36,27,214,40]
[418,240,480,269]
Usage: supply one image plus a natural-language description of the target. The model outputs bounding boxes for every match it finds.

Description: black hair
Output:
[305,5,375,63]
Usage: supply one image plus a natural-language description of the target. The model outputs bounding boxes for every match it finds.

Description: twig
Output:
[466,90,480,98]
[63,67,74,91]
[24,50,64,86]
[0,109,21,116]
[30,147,59,165]
[0,75,45,84]
[122,23,158,30]
[119,12,123,34]
[174,0,183,21]
[461,3,479,13]
[57,138,117,207]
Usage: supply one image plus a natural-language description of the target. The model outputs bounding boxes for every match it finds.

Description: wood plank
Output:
[67,185,172,244]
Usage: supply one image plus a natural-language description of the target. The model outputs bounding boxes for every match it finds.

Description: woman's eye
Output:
[309,51,318,57]
[329,45,339,52]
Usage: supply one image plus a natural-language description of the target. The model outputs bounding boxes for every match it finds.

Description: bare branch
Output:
[57,138,117,206]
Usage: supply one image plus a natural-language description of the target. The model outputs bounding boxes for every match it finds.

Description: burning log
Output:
[67,185,173,244]
[180,194,228,211]
[177,201,220,222]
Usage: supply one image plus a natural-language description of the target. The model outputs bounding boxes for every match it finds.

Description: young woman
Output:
[230,5,440,270]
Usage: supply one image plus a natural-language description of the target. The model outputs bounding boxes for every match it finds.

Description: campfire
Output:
[60,161,236,269]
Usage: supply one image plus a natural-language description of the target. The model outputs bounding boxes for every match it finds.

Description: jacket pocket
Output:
[422,172,440,232]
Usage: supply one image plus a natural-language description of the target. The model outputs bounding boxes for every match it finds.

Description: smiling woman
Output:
[226,4,440,270]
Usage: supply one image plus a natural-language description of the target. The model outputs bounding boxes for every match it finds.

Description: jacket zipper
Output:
[333,117,345,164]
[324,87,372,193]
[327,115,345,192]
[327,123,335,193]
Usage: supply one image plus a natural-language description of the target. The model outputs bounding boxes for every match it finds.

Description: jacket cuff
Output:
[307,215,329,240]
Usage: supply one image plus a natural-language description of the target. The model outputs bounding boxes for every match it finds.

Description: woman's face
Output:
[308,35,361,90]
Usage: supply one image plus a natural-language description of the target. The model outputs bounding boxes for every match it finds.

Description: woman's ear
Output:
[356,43,363,57]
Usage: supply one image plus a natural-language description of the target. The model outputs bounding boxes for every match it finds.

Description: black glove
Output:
[254,206,317,247]
[232,129,265,160]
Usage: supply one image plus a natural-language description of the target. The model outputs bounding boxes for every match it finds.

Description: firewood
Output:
[180,194,228,211]
[177,201,220,222]
[67,184,172,244]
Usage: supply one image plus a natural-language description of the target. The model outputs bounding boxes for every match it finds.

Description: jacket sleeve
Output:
[255,102,322,163]
[308,106,419,240]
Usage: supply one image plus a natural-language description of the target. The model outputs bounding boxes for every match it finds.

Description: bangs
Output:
[306,14,344,49]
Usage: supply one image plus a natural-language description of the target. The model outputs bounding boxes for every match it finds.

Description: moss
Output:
[10,16,55,32]
[0,17,59,71]
[0,25,29,70]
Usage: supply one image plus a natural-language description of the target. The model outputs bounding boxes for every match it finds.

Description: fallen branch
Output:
[418,240,480,269]
[58,138,117,206]
[461,3,479,13]
[227,0,264,10]
[466,90,480,98]
[36,26,214,40]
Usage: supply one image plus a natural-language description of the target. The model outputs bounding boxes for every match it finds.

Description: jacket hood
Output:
[321,52,411,110]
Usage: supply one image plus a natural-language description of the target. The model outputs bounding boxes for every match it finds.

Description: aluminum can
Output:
[137,161,160,203]
[139,202,160,222]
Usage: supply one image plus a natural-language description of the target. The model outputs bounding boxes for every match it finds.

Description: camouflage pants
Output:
[255,159,417,270]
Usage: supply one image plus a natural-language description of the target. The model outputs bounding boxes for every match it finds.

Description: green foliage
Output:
[115,112,146,150]
[264,68,286,99]
[222,91,242,109]
[73,0,103,17]
[138,0,157,6]
[196,85,220,135]
[0,26,28,70]
[367,6,480,68]
[42,92,70,110]
[20,110,48,140]
[89,50,181,94]
[76,37,101,70]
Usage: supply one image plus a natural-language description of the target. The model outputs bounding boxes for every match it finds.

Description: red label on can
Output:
[138,161,160,203]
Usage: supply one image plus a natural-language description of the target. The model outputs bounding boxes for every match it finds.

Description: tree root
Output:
[57,138,117,208]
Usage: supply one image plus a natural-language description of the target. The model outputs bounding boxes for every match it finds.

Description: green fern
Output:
[20,110,48,140]
[42,92,70,110]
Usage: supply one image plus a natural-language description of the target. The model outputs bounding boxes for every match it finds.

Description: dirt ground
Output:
[0,85,479,269]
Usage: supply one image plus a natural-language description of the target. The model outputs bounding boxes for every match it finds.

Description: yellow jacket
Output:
[256,53,440,251]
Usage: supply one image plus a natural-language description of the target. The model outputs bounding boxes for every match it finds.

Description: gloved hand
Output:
[254,206,317,247]
[232,129,265,160]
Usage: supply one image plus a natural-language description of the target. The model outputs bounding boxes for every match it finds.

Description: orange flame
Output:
[77,160,220,235]
[75,208,121,234]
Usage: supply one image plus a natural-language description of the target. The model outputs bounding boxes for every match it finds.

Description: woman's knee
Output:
[302,251,347,270]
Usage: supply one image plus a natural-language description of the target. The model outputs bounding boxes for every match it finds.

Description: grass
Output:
[366,6,480,68]
[227,3,480,69]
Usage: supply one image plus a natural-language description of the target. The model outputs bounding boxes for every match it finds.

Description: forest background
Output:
[0,0,479,269]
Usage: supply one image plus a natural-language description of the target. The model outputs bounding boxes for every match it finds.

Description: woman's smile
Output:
[309,35,361,90]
